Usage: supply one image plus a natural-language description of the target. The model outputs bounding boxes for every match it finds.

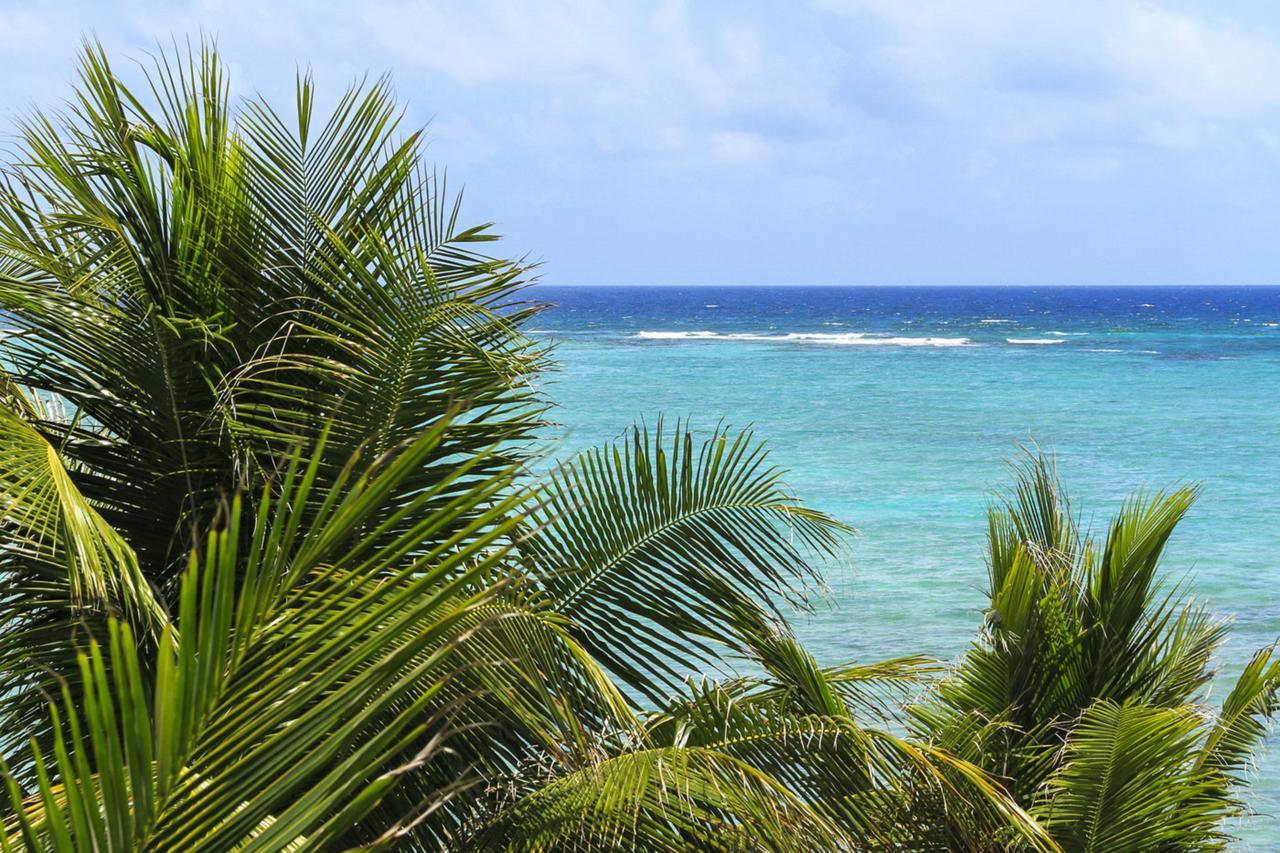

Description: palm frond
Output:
[916,454,1277,849]
[0,423,534,849]
[0,404,163,624]
[0,398,169,788]
[1196,646,1280,780]
[1033,700,1234,852]
[647,644,1053,850]
[463,746,850,851]
[520,422,851,700]
[0,38,547,590]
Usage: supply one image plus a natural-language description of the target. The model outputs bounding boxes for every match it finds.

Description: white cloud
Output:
[815,0,1280,140]
[5,0,1280,283]
[1110,4,1280,112]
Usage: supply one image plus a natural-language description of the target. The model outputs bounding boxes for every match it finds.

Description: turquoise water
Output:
[532,285,1280,846]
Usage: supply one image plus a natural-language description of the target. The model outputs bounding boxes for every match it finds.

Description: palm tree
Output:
[0,41,1051,850]
[913,455,1280,851]
[0,39,545,811]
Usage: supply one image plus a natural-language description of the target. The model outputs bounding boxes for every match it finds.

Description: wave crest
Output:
[634,330,972,347]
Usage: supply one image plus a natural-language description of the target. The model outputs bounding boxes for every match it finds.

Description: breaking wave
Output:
[634,330,973,347]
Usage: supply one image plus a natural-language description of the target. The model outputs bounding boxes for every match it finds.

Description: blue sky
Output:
[4,1,1280,285]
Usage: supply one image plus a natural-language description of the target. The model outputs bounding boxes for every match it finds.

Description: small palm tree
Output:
[913,455,1280,851]
[0,41,1051,850]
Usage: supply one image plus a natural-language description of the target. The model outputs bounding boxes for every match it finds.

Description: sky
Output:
[3,1,1280,286]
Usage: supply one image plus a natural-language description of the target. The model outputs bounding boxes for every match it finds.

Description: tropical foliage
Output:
[913,455,1280,850]
[0,41,1273,852]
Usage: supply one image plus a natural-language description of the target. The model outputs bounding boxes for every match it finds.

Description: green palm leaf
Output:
[464,746,849,851]
[1033,700,1233,852]
[0,404,163,624]
[648,632,1053,851]
[0,39,547,589]
[0,398,169,789]
[1196,646,1280,780]
[1,422,534,849]
[916,454,1280,848]
[520,422,850,700]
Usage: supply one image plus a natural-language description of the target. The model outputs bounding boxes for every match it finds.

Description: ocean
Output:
[531,285,1280,846]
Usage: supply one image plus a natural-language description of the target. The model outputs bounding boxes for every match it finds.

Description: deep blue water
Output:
[531,285,1280,846]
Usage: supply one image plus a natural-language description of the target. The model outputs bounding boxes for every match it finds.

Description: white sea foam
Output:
[636,330,721,340]
[704,304,720,308]
[980,319,1012,324]
[1086,348,1126,353]
[1048,331,1087,336]
[1007,338,1066,345]
[634,330,972,347]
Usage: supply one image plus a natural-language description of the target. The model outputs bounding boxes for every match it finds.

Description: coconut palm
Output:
[0,38,545,800]
[0,41,1055,850]
[913,455,1280,851]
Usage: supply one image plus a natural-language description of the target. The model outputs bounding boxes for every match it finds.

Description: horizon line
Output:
[532,282,1280,289]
